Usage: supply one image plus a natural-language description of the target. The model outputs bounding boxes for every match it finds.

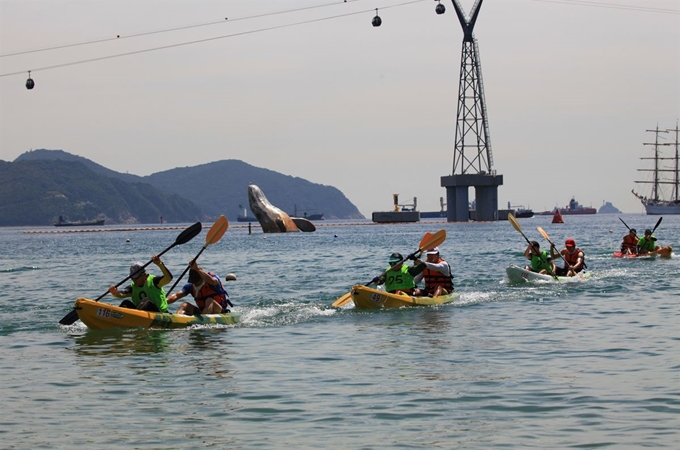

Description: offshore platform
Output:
[440,0,503,221]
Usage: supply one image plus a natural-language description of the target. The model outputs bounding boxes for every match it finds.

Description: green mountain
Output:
[145,160,362,220]
[4,149,364,226]
[0,159,204,226]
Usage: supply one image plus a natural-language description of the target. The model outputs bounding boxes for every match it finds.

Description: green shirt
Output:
[130,274,169,313]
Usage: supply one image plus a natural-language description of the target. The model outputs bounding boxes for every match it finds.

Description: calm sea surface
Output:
[1,215,678,449]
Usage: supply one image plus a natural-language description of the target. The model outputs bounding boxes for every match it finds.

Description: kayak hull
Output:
[506,264,590,283]
[74,298,240,330]
[613,246,672,258]
[349,284,460,309]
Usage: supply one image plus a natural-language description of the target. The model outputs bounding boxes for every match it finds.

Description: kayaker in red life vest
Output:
[550,238,585,277]
[413,247,453,297]
[372,252,425,295]
[108,255,172,312]
[166,259,235,315]
[621,229,638,255]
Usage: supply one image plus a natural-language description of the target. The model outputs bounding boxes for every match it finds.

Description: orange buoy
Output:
[552,209,564,224]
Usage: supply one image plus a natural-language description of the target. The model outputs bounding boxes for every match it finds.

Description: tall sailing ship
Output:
[632,124,680,215]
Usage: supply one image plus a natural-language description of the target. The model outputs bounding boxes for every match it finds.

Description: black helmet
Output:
[644,229,652,235]
[630,228,637,234]
[388,252,403,263]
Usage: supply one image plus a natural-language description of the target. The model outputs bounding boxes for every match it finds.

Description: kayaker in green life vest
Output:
[636,229,661,255]
[373,252,426,295]
[108,255,173,312]
[524,241,556,275]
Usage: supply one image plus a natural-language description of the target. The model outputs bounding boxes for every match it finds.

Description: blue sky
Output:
[1,0,678,216]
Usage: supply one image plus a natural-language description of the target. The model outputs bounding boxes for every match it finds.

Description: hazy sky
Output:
[1,0,678,217]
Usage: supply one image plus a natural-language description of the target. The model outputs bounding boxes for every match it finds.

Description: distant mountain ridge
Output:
[3,149,363,226]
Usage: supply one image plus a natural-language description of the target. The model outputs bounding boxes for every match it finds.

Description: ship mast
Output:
[638,126,668,202]
[668,123,680,202]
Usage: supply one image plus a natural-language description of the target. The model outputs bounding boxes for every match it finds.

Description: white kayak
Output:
[506,264,590,283]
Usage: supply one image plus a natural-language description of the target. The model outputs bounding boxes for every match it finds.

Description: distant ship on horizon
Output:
[538,198,596,215]
[632,124,680,215]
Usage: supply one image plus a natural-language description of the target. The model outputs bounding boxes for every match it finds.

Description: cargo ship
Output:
[538,198,596,215]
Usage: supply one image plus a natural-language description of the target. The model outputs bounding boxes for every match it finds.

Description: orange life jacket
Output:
[563,248,584,269]
[192,273,230,309]
[621,234,638,251]
[423,258,453,295]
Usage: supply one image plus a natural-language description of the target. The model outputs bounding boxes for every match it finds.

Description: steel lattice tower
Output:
[441,0,503,222]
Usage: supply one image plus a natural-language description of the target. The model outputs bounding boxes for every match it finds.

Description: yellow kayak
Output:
[348,285,460,309]
[73,298,240,330]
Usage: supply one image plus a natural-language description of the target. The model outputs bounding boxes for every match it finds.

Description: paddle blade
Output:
[537,226,551,244]
[508,213,522,234]
[206,215,228,246]
[176,222,202,246]
[652,216,662,233]
[332,292,353,308]
[418,229,446,253]
[419,232,432,249]
[59,309,79,326]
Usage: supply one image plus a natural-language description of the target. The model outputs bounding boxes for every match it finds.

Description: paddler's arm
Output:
[166,290,187,305]
[108,285,131,298]
[549,244,560,259]
[152,255,172,287]
[191,260,218,286]
[407,259,426,277]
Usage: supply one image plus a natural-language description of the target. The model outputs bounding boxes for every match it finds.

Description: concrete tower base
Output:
[441,173,504,222]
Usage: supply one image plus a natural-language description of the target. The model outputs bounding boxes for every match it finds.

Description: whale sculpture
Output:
[247,184,316,233]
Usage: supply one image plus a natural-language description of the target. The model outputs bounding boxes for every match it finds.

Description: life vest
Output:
[423,258,453,295]
[637,236,656,252]
[621,234,638,252]
[131,274,168,313]
[563,247,584,270]
[191,273,231,309]
[384,264,416,293]
[530,251,553,274]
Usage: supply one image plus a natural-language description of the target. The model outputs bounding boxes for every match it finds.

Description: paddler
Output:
[413,247,453,297]
[372,252,425,295]
[166,259,235,315]
[637,229,661,255]
[550,238,586,277]
[108,255,172,312]
[621,228,638,255]
[524,241,556,276]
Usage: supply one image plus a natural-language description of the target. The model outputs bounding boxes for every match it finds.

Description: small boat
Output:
[613,246,673,258]
[506,264,590,283]
[54,215,105,227]
[236,204,256,222]
[632,125,680,215]
[348,284,460,309]
[73,298,240,330]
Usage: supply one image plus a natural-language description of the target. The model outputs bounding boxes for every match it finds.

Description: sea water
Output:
[0,215,678,449]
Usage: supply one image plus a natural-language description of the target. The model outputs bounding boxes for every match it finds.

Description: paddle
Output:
[167,215,229,294]
[618,217,633,232]
[58,221,203,325]
[332,230,446,307]
[536,226,570,272]
[638,216,663,253]
[507,213,531,245]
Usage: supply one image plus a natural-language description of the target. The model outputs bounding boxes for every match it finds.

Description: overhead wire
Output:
[1,0,677,79]
[0,0,366,58]
[0,0,428,78]
[531,0,679,14]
